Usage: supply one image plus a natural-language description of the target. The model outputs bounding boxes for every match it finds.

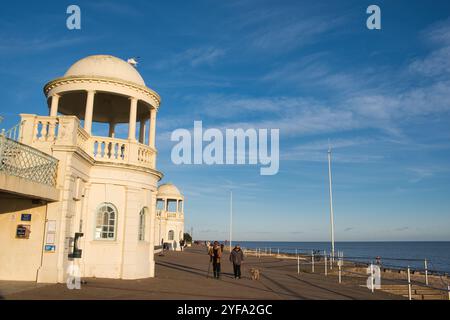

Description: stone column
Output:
[149,108,156,148]
[128,97,138,140]
[49,94,60,117]
[139,118,147,144]
[108,122,116,138]
[84,90,95,134]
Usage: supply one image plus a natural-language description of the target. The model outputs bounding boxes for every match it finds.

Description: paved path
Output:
[0,245,403,300]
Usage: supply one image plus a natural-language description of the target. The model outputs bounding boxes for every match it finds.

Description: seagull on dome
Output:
[127,57,139,68]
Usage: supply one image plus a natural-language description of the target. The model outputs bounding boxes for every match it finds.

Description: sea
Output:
[232,241,450,274]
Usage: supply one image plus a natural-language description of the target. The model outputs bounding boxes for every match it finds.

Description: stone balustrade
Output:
[19,114,157,170]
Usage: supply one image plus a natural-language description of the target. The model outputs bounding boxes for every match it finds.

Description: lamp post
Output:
[328,143,335,263]
[229,190,233,252]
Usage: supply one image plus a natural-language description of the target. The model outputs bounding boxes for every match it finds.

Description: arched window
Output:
[168,230,174,241]
[95,203,117,240]
[138,207,146,241]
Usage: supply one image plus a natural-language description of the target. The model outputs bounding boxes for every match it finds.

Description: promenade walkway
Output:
[0,245,402,300]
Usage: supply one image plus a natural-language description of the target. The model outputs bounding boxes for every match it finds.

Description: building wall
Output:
[0,197,47,281]
[79,165,158,280]
[154,217,184,251]
[36,150,159,283]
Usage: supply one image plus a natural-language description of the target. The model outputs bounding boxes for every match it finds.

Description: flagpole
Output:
[328,142,335,263]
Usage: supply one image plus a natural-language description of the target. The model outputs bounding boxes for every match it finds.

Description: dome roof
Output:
[158,183,182,197]
[64,55,146,86]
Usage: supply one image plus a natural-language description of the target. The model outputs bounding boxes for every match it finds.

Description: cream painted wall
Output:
[0,198,46,281]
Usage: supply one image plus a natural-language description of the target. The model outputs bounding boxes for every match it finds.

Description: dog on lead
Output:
[250,268,261,280]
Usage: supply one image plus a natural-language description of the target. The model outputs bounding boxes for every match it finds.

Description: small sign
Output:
[46,233,56,244]
[44,245,56,253]
[21,213,32,221]
[16,225,31,239]
[47,220,56,232]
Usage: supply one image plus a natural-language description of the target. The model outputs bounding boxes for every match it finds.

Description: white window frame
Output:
[138,207,146,241]
[94,202,118,241]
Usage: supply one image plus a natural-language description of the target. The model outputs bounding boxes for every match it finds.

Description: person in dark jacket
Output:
[209,241,222,279]
[229,245,244,279]
[179,239,185,252]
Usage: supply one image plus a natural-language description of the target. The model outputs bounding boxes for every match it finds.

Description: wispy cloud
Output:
[0,35,91,54]
[87,1,144,17]
[154,47,225,70]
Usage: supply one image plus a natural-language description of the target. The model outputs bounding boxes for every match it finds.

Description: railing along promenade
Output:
[19,114,156,169]
[242,246,450,300]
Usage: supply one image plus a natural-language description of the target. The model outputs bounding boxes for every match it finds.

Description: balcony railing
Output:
[156,210,183,219]
[0,134,58,187]
[20,115,156,169]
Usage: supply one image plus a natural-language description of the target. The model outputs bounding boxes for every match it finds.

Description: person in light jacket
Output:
[229,245,244,279]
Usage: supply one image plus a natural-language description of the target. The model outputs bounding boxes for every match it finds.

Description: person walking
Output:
[179,239,185,252]
[209,241,222,279]
[229,244,244,279]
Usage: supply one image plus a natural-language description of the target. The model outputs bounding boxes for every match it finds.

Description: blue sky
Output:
[1,0,450,241]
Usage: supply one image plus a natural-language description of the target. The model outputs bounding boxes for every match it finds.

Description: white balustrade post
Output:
[424,259,428,286]
[297,254,300,275]
[324,251,328,276]
[311,251,315,273]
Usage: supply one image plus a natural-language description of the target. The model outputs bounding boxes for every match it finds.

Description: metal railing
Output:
[0,133,58,187]
[242,246,450,300]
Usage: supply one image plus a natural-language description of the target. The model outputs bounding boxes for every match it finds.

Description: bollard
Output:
[330,252,333,270]
[370,264,374,293]
[311,251,315,273]
[277,248,279,256]
[338,263,342,284]
[448,285,450,301]
[324,251,328,276]
[424,259,428,286]
[269,247,271,256]
[297,255,300,275]
[407,266,412,300]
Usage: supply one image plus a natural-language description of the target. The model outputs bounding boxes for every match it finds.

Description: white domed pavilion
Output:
[0,54,187,283]
[155,183,185,251]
